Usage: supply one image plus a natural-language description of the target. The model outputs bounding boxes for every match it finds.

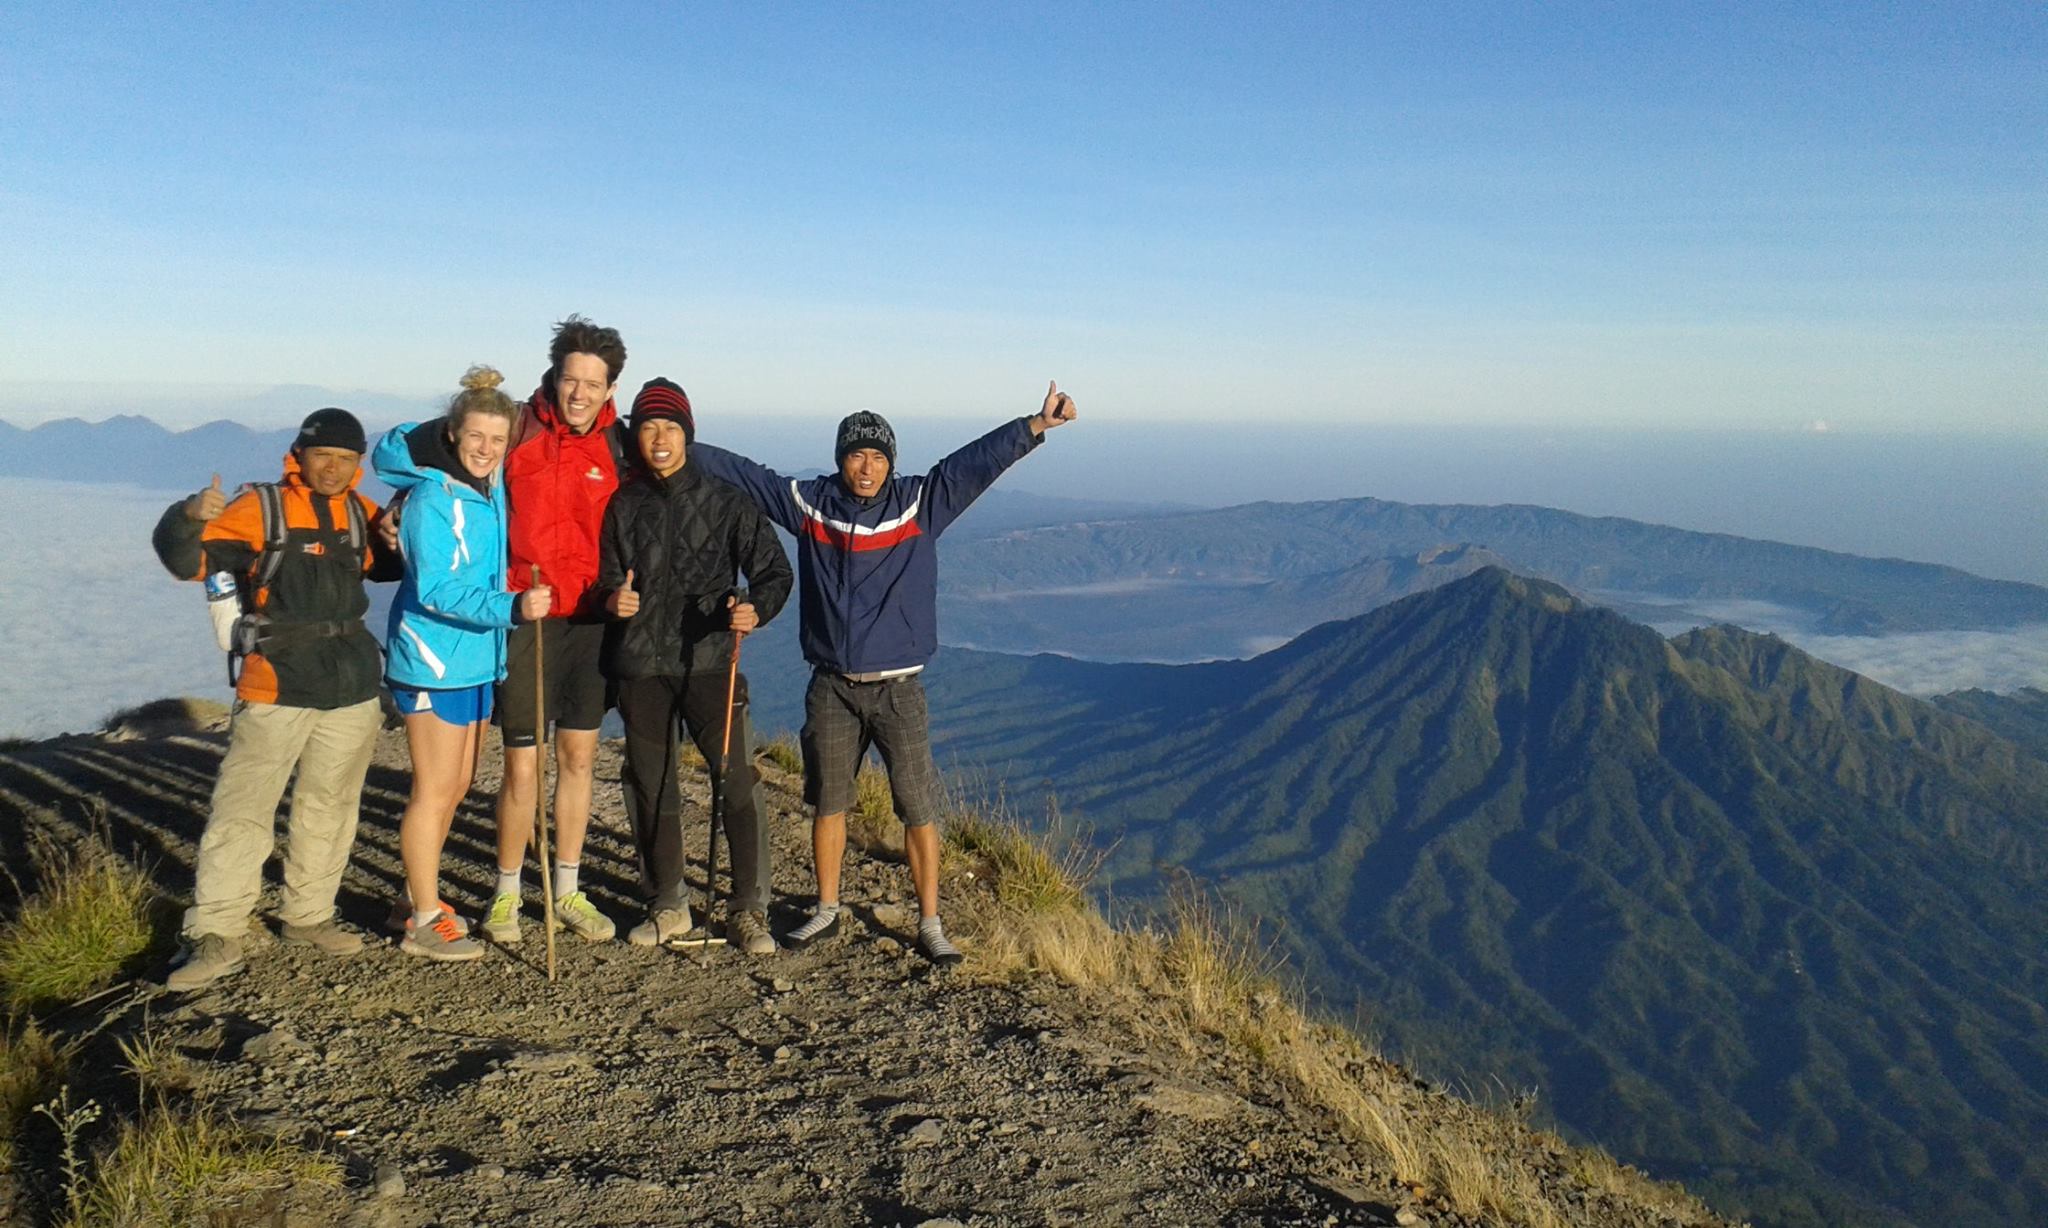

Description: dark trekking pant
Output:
[616,672,769,913]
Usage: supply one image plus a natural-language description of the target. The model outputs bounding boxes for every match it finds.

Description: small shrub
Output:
[62,1106,342,1227]
[0,832,162,1011]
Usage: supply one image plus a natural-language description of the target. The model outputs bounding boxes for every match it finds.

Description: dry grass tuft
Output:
[61,1105,342,1227]
[846,765,904,858]
[946,797,1100,916]
[0,829,162,1011]
[1,1017,70,1165]
[1567,1143,1719,1224]
[115,1020,199,1102]
[756,733,803,776]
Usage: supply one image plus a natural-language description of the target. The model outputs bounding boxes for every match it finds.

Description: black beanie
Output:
[630,378,695,443]
[295,407,367,454]
[834,411,896,465]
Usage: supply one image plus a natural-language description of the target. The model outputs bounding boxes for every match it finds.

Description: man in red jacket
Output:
[479,315,632,946]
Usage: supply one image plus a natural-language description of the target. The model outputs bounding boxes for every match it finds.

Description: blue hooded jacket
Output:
[373,422,518,689]
[690,417,1040,675]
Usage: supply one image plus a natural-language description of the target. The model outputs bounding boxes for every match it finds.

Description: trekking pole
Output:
[530,564,558,983]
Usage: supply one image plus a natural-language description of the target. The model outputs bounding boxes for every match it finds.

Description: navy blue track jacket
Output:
[689,418,1041,675]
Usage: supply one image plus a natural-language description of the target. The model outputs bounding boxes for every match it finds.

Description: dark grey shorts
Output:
[801,669,942,827]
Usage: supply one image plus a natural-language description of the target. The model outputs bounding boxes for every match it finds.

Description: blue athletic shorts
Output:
[389,682,494,727]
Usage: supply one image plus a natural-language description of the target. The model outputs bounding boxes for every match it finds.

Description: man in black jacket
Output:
[598,378,793,953]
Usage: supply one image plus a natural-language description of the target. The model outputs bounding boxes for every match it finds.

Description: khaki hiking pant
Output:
[184,698,382,940]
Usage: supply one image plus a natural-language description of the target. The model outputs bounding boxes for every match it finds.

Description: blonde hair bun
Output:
[460,364,506,392]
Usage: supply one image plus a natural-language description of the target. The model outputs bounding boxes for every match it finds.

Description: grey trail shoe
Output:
[280,919,365,957]
[400,911,486,962]
[386,898,469,936]
[165,934,245,991]
[729,909,778,957]
[629,906,693,947]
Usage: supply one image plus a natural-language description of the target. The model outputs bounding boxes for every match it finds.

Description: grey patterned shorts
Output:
[801,669,943,827]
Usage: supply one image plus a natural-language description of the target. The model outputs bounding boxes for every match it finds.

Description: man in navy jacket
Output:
[690,382,1079,964]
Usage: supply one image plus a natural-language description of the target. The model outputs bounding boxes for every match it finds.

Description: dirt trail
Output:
[0,713,1723,1228]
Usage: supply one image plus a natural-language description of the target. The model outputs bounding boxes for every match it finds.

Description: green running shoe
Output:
[551,891,616,942]
[480,892,521,946]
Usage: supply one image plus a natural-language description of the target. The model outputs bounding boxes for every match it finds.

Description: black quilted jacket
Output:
[596,462,792,680]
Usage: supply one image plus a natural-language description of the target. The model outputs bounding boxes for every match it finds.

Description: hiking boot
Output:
[165,934,244,991]
[628,906,692,947]
[400,911,485,962]
[729,909,778,956]
[550,891,616,942]
[386,898,469,937]
[280,919,365,957]
[480,892,522,946]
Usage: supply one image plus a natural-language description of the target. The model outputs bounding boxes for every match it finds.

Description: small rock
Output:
[241,1028,301,1062]
[773,1046,794,1062]
[875,937,902,955]
[771,976,795,993]
[905,1118,945,1148]
[918,1220,967,1228]
[1394,1210,1423,1227]
[477,1163,506,1180]
[374,1161,405,1198]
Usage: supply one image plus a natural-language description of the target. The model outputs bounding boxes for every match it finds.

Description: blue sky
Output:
[1,2,2041,430]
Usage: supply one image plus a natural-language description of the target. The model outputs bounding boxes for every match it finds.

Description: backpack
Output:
[224,483,370,684]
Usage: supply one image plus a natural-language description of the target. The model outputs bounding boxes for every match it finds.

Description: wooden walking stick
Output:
[531,564,558,983]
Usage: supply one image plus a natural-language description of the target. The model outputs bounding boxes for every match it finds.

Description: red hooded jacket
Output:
[504,384,625,619]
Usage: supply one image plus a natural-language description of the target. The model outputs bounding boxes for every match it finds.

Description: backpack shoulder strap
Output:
[345,492,369,552]
[607,421,632,479]
[251,483,289,598]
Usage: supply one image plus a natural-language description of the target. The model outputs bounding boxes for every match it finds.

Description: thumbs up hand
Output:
[186,474,227,523]
[1032,380,1077,435]
[608,569,641,619]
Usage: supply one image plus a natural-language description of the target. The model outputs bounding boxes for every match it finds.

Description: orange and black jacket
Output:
[152,452,402,709]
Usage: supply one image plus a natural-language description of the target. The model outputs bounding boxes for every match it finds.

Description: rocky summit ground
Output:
[0,706,1732,1228]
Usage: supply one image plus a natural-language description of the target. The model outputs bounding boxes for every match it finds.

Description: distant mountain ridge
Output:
[944,496,2048,643]
[919,569,2048,1228]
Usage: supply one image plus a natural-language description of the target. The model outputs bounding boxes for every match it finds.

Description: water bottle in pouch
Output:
[205,571,239,652]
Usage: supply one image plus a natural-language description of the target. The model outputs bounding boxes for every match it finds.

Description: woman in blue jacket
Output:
[375,366,551,961]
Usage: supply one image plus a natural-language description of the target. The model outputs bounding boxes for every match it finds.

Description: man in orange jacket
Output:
[151,408,400,990]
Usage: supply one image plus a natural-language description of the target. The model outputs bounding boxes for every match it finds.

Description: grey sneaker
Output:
[399,911,485,962]
[729,909,778,956]
[386,898,468,936]
[480,891,522,945]
[550,891,617,942]
[165,934,245,991]
[628,906,692,947]
[280,919,365,957]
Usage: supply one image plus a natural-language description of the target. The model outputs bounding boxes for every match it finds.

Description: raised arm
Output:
[923,380,1079,537]
[687,443,805,535]
[152,477,260,581]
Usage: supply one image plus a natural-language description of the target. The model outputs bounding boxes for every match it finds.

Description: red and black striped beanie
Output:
[630,378,694,442]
